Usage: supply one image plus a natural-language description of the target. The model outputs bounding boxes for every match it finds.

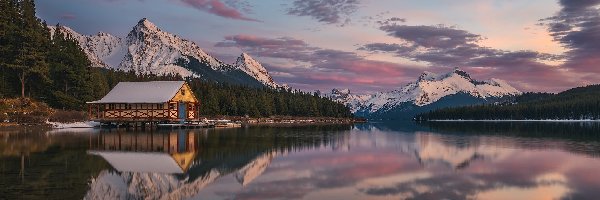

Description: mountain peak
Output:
[48,19,281,88]
[235,53,279,88]
[451,68,471,79]
[417,71,437,82]
[332,88,351,95]
[134,18,159,31]
[240,52,252,59]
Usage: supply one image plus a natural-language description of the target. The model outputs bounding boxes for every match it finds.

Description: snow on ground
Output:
[47,121,101,129]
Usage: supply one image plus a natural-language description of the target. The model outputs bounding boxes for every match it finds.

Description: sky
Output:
[35,0,600,94]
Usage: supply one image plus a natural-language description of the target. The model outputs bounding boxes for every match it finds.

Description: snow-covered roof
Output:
[88,81,185,103]
[88,151,185,174]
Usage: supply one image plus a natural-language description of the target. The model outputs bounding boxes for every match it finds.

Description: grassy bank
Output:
[0,98,88,127]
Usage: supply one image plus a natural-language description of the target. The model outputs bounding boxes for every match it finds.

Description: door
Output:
[178,102,186,121]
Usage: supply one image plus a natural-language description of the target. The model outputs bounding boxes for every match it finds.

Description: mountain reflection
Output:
[2,123,600,199]
[84,125,352,200]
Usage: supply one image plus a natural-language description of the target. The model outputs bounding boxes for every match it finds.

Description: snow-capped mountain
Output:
[327,88,371,113]
[330,68,521,119]
[234,53,279,88]
[48,26,125,68]
[49,18,281,88]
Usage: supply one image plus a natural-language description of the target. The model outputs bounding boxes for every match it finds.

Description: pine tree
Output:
[6,0,49,98]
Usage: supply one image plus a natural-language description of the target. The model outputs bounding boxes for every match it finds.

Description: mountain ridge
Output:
[328,68,521,119]
[48,18,280,88]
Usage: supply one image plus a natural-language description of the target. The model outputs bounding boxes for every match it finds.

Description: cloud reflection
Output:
[201,124,600,200]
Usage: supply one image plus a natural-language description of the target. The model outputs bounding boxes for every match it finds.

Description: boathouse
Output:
[87,81,199,123]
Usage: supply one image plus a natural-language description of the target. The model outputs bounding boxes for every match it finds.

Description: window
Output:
[181,89,186,96]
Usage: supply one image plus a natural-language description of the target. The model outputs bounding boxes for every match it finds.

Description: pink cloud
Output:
[180,0,259,22]
[215,34,428,92]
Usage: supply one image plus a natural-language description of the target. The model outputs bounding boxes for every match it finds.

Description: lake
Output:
[2,122,600,200]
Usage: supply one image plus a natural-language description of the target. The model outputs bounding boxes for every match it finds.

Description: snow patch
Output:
[234,53,280,88]
[47,121,100,129]
[329,69,521,114]
[48,18,280,88]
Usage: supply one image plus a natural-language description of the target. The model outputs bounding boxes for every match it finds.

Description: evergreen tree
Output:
[4,0,50,98]
[47,26,96,109]
[417,85,600,120]
[0,0,354,118]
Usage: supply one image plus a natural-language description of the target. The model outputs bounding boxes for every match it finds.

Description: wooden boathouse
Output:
[87,81,200,124]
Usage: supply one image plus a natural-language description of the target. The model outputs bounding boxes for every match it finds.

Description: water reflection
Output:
[88,131,198,174]
[84,126,351,200]
[1,123,600,199]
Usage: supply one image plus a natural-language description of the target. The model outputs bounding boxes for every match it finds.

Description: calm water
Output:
[2,122,600,200]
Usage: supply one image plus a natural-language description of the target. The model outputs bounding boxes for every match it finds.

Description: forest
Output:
[417,85,600,120]
[0,0,352,118]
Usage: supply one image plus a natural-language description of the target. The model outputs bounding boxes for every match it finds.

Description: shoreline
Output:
[428,119,600,122]
[1,117,361,131]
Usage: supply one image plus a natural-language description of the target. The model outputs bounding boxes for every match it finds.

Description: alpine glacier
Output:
[49,18,280,88]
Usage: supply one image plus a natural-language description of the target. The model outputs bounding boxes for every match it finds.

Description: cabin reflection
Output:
[88,130,198,174]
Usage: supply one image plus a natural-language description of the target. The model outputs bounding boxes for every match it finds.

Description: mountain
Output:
[47,25,125,68]
[234,53,280,88]
[326,88,371,113]
[48,18,281,88]
[330,68,521,119]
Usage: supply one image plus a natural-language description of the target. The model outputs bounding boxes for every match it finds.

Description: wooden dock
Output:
[157,122,214,129]
[96,120,217,130]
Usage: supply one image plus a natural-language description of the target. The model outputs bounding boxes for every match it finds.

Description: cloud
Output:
[287,0,361,25]
[541,0,600,73]
[374,17,407,26]
[558,0,600,11]
[360,21,575,92]
[379,24,483,49]
[215,34,425,92]
[180,0,259,21]
[359,43,416,54]
[216,35,311,50]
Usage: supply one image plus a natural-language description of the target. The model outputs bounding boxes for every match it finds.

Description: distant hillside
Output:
[417,85,600,120]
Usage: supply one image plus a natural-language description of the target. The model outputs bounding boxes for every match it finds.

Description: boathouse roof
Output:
[88,81,185,103]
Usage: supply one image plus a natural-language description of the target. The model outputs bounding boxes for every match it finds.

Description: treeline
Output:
[417,85,600,120]
[189,80,352,117]
[0,0,352,118]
